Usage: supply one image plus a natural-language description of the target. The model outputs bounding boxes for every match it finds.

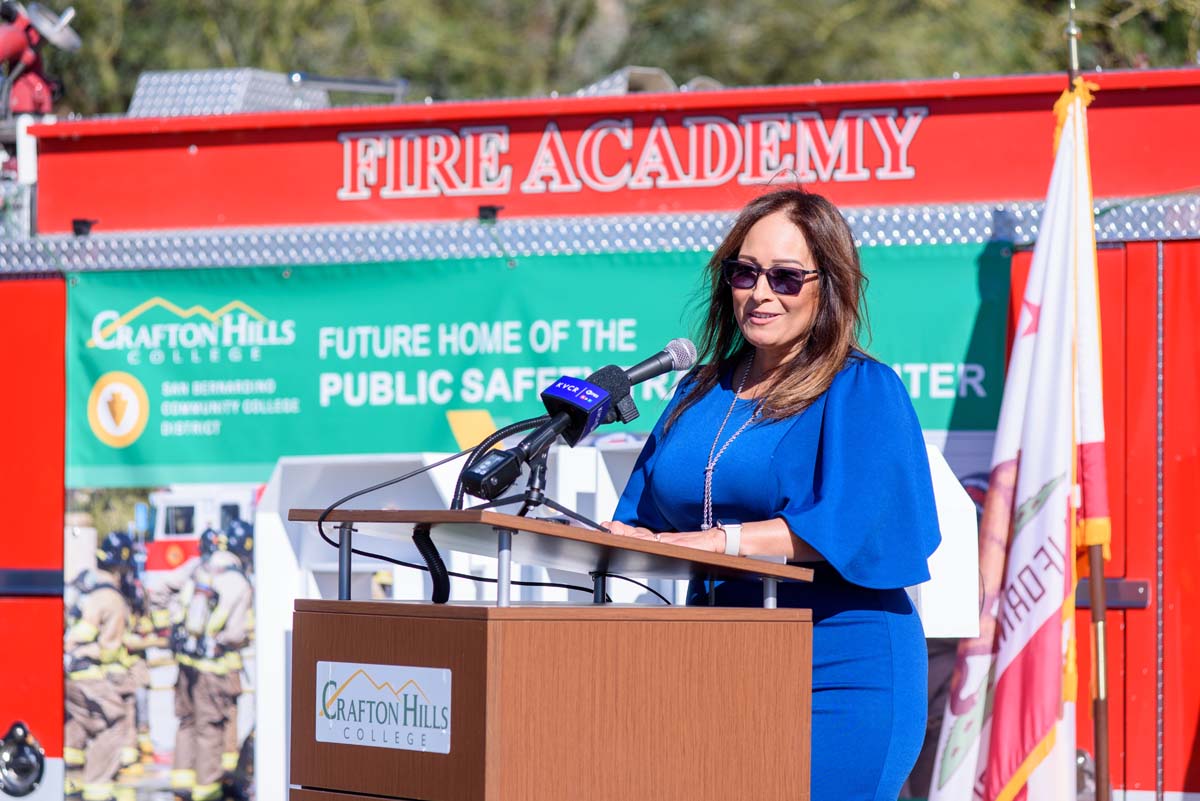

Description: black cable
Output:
[314,443,601,599]
[341,544,605,598]
[451,415,550,510]
[596,573,673,605]
[316,450,469,601]
[316,527,604,597]
[453,422,519,508]
[411,524,449,604]
[317,448,472,539]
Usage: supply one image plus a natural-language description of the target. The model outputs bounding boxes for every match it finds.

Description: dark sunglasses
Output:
[721,259,819,296]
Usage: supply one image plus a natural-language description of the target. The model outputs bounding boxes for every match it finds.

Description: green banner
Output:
[67,244,1009,487]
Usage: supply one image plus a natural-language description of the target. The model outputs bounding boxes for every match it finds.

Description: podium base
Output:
[290,600,811,801]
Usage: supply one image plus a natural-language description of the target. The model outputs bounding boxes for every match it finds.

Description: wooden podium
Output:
[286,509,814,801]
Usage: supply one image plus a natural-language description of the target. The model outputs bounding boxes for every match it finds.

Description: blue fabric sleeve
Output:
[775,357,941,589]
[611,376,693,530]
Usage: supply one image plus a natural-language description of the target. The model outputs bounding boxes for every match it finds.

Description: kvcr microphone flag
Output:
[540,376,612,446]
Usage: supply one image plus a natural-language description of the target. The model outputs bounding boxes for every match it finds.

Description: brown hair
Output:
[667,188,867,428]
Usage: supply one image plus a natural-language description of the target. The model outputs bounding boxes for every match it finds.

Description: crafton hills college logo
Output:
[86,296,297,365]
[87,371,150,448]
[315,661,452,753]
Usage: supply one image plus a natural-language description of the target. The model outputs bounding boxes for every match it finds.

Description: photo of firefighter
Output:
[64,486,258,801]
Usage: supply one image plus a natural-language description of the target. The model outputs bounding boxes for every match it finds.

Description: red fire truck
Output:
[0,59,1197,801]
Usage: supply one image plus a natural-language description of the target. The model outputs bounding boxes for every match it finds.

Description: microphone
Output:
[626,338,698,386]
[459,370,625,499]
[587,337,698,424]
[458,338,697,500]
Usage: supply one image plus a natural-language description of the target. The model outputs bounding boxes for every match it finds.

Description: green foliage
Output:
[37,0,1200,116]
[1074,0,1200,68]
[69,487,153,538]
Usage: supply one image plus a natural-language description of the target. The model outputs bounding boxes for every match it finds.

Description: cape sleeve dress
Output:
[614,353,941,801]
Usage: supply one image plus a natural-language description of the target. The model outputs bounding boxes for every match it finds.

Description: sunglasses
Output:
[721,259,819,296]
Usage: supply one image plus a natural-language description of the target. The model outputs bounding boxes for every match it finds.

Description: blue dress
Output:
[613,353,941,801]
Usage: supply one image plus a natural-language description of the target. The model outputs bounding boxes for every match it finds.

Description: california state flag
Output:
[929,78,1111,801]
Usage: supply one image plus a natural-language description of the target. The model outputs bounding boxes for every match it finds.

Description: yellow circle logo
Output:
[87,372,150,448]
[165,544,185,568]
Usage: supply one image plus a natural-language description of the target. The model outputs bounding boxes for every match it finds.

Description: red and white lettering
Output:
[519,122,583,193]
[336,104,924,204]
[683,115,743,187]
[629,117,689,189]
[738,114,794,185]
[577,119,633,192]
[338,133,389,200]
[793,111,870,183]
[381,128,466,198]
[865,107,926,180]
[462,125,512,193]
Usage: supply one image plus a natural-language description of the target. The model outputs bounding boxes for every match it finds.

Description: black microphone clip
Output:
[585,365,639,424]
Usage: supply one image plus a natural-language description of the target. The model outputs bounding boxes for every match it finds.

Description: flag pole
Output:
[1067,0,1081,82]
[1067,5,1111,798]
[1089,544,1111,801]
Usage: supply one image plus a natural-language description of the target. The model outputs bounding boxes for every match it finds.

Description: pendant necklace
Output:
[702,353,760,531]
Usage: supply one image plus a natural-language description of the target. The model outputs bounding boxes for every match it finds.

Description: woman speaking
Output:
[605,188,941,801]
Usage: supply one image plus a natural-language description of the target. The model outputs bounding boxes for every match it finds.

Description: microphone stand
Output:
[469,450,609,532]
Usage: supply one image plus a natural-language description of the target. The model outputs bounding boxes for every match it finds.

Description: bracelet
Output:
[717,521,742,557]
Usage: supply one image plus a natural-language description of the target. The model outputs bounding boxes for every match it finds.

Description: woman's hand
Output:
[602,521,723,553]
[602,518,824,561]
[601,520,656,540]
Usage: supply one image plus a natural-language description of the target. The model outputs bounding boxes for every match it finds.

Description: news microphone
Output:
[587,337,698,424]
[460,371,625,499]
[625,338,698,386]
[458,338,698,500]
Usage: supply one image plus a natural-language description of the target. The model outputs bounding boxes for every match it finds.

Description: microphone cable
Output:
[316,449,470,592]
[450,415,550,510]
[315,433,604,600]
[593,573,672,605]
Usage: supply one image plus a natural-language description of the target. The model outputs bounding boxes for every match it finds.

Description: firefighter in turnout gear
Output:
[149,528,223,645]
[116,571,165,782]
[156,526,220,798]
[172,522,253,801]
[63,532,136,801]
[153,528,221,609]
[218,521,253,798]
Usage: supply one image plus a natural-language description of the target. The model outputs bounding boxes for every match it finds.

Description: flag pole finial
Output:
[1067,0,1082,83]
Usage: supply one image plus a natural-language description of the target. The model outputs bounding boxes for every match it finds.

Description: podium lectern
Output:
[287,509,813,801]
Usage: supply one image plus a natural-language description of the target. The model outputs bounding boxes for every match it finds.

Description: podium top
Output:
[288,509,814,583]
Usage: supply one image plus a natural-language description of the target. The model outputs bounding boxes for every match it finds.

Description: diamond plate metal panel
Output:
[1,197,1196,274]
[127,69,329,118]
[575,66,677,96]
[575,70,631,97]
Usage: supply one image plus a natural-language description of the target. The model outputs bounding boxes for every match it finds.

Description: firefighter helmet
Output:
[223,519,254,559]
[199,527,221,558]
[96,531,135,572]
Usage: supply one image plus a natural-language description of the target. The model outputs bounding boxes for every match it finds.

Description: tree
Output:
[38,0,1200,117]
